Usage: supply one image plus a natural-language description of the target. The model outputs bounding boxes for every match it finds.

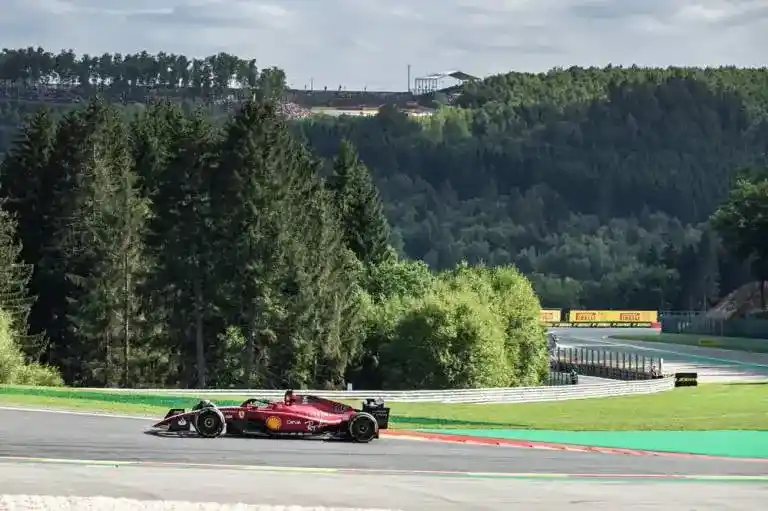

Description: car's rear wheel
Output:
[348,412,378,443]
[195,409,225,438]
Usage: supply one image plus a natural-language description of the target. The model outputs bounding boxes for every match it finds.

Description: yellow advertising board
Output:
[568,310,658,323]
[540,309,561,323]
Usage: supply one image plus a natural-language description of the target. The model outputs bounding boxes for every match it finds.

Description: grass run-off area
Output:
[608,332,768,353]
[0,383,766,431]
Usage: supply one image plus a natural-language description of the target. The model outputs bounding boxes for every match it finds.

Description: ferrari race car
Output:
[150,390,390,443]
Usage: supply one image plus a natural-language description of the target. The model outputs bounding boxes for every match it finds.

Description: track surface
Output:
[2,327,766,509]
[3,461,766,511]
[554,327,768,382]
[1,409,766,510]
[0,409,765,476]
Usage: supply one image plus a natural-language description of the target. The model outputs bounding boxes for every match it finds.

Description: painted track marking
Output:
[1,456,766,482]
[568,336,768,369]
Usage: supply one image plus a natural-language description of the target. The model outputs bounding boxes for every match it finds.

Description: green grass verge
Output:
[609,333,768,353]
[1,383,766,431]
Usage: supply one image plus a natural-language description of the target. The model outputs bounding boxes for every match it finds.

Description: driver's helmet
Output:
[194,399,214,410]
[284,389,294,405]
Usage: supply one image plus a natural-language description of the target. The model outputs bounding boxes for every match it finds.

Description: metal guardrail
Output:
[77,377,675,404]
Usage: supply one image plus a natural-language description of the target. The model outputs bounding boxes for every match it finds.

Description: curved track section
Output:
[552,327,768,382]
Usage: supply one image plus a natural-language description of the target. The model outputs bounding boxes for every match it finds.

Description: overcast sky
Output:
[2,0,766,91]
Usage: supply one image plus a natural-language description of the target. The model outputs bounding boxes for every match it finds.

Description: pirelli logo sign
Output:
[568,310,658,323]
[574,311,597,322]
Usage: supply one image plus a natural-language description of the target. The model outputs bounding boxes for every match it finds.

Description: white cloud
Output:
[1,0,766,90]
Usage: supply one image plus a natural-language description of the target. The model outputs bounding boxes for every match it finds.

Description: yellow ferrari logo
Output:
[265,416,282,430]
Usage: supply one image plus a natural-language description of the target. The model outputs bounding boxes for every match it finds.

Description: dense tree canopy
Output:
[711,169,768,309]
[0,47,552,388]
[1,46,767,387]
[297,75,768,310]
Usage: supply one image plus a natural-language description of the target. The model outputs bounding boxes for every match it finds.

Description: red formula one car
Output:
[150,390,390,443]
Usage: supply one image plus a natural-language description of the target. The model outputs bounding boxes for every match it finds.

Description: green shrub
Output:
[365,260,546,389]
[437,262,548,386]
[380,281,510,389]
[0,308,63,386]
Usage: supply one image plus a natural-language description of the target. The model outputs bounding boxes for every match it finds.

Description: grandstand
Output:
[412,70,479,95]
[284,69,479,113]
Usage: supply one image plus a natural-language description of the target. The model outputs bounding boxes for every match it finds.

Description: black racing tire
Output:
[195,408,225,438]
[348,412,378,443]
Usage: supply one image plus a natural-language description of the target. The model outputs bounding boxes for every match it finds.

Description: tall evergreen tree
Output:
[0,207,39,358]
[210,99,299,387]
[0,106,57,358]
[43,97,148,385]
[129,99,187,199]
[211,100,364,388]
[327,140,392,266]
[145,108,221,388]
[276,145,366,388]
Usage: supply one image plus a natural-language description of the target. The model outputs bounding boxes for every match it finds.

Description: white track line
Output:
[568,335,768,369]
[0,406,149,420]
[0,495,400,510]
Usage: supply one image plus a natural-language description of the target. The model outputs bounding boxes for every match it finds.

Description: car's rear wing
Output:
[362,398,390,429]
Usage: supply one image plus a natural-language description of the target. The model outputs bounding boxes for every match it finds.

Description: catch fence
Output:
[550,347,663,380]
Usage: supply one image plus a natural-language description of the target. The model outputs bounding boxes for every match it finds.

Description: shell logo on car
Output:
[265,416,282,430]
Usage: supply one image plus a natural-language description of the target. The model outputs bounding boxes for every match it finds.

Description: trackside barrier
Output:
[439,378,674,403]
[551,347,664,380]
[70,378,675,404]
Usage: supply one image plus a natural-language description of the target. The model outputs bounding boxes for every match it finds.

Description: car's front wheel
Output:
[348,412,378,443]
[195,409,225,438]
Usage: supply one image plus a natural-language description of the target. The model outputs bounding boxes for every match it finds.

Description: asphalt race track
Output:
[553,327,768,382]
[0,408,767,509]
[1,327,766,509]
[0,408,765,475]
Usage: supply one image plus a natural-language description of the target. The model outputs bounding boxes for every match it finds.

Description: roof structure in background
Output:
[418,70,479,81]
[412,70,479,95]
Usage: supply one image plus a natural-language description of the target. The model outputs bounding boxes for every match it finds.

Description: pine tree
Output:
[211,100,364,388]
[276,146,365,388]
[145,108,221,388]
[327,139,393,266]
[0,106,57,358]
[211,99,298,387]
[0,207,39,358]
[129,99,187,199]
[43,97,148,385]
[38,100,110,380]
